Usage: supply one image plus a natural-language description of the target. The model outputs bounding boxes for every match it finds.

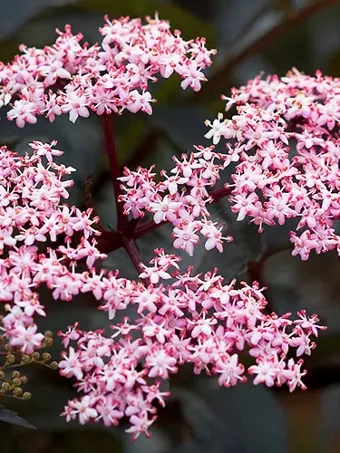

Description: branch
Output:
[101,113,127,231]
[95,230,123,254]
[247,243,293,313]
[122,236,149,285]
[192,0,339,103]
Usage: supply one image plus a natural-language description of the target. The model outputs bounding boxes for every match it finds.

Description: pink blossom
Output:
[66,395,98,425]
[59,347,83,380]
[215,354,246,387]
[173,222,200,256]
[10,324,45,354]
[1,15,214,127]
[0,16,330,442]
[57,250,324,438]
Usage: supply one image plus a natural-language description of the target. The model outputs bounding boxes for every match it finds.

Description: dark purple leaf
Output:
[0,405,36,430]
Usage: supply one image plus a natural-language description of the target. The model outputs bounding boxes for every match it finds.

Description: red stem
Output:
[122,236,150,286]
[122,236,143,274]
[100,114,149,281]
[209,185,233,203]
[247,244,293,312]
[101,113,127,231]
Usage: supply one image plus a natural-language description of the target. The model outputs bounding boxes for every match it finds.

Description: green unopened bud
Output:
[21,355,31,365]
[40,353,51,362]
[44,331,53,338]
[12,378,21,387]
[20,376,28,384]
[5,354,15,365]
[1,382,11,392]
[43,337,54,347]
[13,387,23,397]
[11,371,20,379]
[31,352,40,361]
[22,392,32,400]
[0,370,5,379]
[49,361,59,370]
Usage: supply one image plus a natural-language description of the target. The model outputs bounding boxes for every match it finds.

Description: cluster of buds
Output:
[0,326,57,402]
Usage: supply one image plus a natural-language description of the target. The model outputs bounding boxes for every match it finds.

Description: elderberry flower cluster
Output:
[0,142,106,352]
[204,69,340,260]
[59,248,325,439]
[119,145,233,255]
[120,69,340,261]
[0,15,215,126]
[0,13,329,442]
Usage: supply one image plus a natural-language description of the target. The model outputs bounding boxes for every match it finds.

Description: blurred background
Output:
[1,0,340,452]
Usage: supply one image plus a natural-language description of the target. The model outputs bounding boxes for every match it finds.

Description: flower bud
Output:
[13,387,23,397]
[1,382,11,392]
[21,355,31,365]
[5,354,15,365]
[12,378,21,387]
[41,353,51,362]
[22,392,32,400]
[20,376,28,384]
[44,337,54,347]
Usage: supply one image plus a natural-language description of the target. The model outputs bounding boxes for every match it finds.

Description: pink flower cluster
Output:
[119,145,233,255]
[0,12,330,440]
[203,69,340,260]
[59,248,325,439]
[0,15,215,127]
[0,141,106,353]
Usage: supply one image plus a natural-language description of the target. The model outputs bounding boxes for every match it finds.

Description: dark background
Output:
[1,1,340,452]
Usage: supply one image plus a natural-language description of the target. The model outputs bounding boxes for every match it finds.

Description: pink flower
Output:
[10,325,44,354]
[248,357,279,387]
[178,60,207,92]
[126,90,153,115]
[8,100,38,128]
[149,196,183,224]
[59,347,83,380]
[61,87,90,123]
[200,220,232,253]
[125,411,156,441]
[281,359,307,392]
[145,347,178,378]
[173,222,200,256]
[215,354,246,387]
[67,396,98,425]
